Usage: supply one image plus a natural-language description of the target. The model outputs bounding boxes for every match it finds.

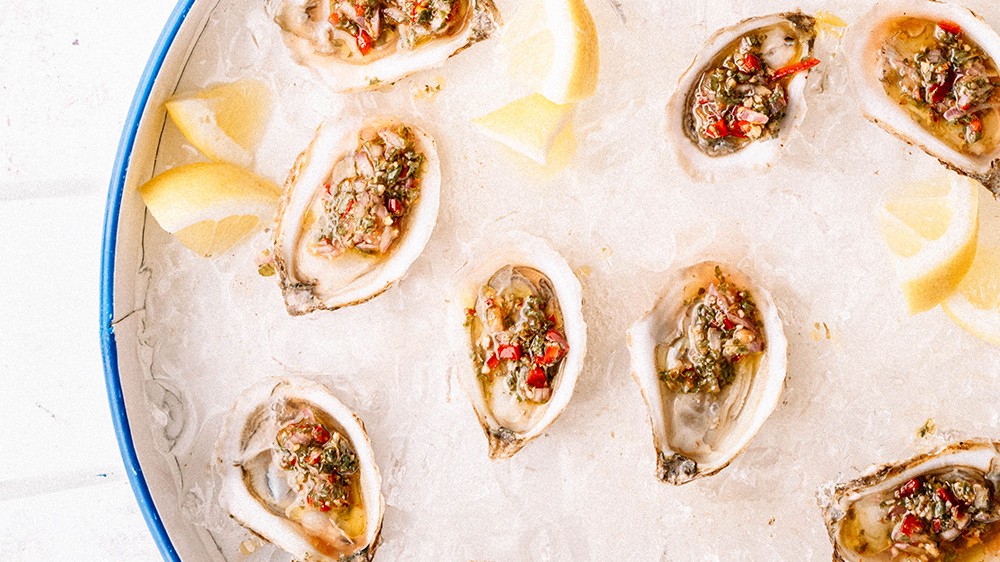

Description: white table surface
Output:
[1,1,175,559]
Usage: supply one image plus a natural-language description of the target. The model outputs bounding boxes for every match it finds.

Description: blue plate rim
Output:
[100,1,197,560]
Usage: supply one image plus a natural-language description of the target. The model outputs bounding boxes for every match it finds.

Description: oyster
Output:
[666,13,819,181]
[215,376,384,561]
[626,261,786,485]
[846,0,1000,196]
[454,232,586,459]
[270,0,499,92]
[273,117,440,315]
[819,439,1000,561]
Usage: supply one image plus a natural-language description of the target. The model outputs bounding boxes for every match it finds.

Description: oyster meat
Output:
[270,0,499,91]
[846,0,1000,195]
[454,232,587,459]
[626,261,786,484]
[273,117,440,315]
[819,439,1000,561]
[666,13,819,181]
[215,376,384,561]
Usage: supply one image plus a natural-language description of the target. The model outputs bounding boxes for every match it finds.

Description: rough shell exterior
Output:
[845,0,1000,196]
[627,261,787,485]
[452,232,587,460]
[272,118,440,315]
[270,0,500,92]
[665,12,818,182]
[214,376,385,561]
[818,439,1000,561]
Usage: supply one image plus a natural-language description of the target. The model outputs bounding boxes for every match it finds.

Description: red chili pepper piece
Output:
[497,344,522,362]
[328,12,341,25]
[535,331,568,366]
[938,20,962,35]
[770,57,821,83]
[926,69,955,105]
[387,198,402,215]
[526,367,547,388]
[970,117,983,133]
[899,513,924,536]
[466,308,475,316]
[356,29,373,56]
[937,486,958,505]
[312,424,331,445]
[486,354,499,370]
[545,330,568,348]
[537,343,561,366]
[926,83,947,105]
[736,53,761,73]
[899,478,922,498]
[726,120,751,139]
[932,518,942,533]
[703,118,729,139]
[723,318,735,330]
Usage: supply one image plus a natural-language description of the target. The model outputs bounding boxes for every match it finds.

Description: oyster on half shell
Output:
[270,0,499,92]
[215,376,384,561]
[273,117,440,315]
[819,439,1000,561]
[626,261,786,485]
[666,12,818,181]
[846,0,1000,196]
[453,232,586,459]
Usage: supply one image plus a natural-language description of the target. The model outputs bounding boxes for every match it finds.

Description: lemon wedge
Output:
[165,80,271,167]
[942,246,1000,347]
[472,93,574,165]
[878,173,979,313]
[138,163,280,257]
[504,0,599,104]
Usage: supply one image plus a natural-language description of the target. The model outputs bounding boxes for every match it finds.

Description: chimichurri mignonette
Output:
[627,262,787,485]
[271,0,499,91]
[667,13,819,181]
[848,0,1000,195]
[273,118,440,315]
[878,19,999,152]
[455,233,587,460]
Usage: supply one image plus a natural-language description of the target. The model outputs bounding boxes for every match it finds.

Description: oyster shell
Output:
[453,232,587,459]
[626,261,786,485]
[215,376,384,561]
[273,117,440,315]
[846,0,1000,196]
[270,0,499,92]
[666,13,818,181]
[819,439,1000,561]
